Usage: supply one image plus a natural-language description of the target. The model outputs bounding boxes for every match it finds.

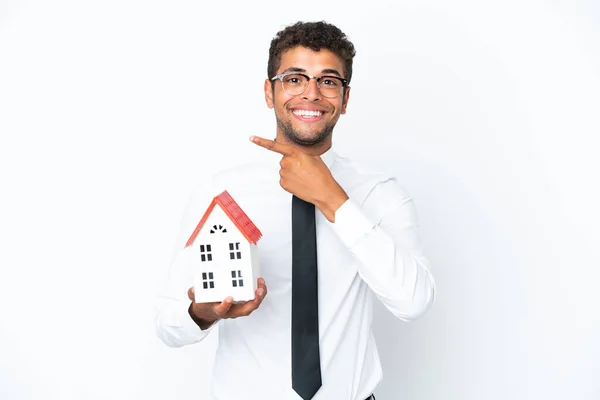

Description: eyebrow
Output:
[280,67,343,78]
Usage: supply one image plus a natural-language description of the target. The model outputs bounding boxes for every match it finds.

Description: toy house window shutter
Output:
[231,270,244,287]
[202,272,215,289]
[199,244,213,261]
[229,242,241,260]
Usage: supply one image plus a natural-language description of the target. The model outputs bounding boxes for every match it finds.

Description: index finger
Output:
[212,297,234,316]
[249,136,294,156]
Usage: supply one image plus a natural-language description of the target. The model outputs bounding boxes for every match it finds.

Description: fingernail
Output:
[258,289,264,296]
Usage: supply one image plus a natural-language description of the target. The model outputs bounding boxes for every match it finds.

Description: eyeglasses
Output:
[270,72,348,98]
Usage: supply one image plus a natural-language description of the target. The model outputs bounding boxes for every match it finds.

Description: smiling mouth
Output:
[292,109,324,120]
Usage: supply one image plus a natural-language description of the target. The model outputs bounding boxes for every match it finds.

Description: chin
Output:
[288,130,331,146]
[277,116,334,147]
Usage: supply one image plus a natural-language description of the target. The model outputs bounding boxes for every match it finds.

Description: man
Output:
[155,21,435,400]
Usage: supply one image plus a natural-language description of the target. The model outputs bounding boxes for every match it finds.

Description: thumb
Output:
[187,287,195,302]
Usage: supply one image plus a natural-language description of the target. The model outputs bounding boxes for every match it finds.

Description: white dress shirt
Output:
[155,146,436,400]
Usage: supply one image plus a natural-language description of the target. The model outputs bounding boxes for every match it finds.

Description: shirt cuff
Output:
[328,198,375,248]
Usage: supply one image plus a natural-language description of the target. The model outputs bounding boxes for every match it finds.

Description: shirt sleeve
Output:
[328,178,436,322]
[154,181,220,347]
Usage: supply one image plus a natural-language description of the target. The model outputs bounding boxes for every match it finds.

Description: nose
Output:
[302,77,322,101]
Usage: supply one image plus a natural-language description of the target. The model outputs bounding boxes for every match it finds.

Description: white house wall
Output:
[249,243,260,291]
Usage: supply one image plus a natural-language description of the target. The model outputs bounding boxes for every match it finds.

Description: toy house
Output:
[185,190,262,303]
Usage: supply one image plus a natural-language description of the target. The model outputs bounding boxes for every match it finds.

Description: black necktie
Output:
[291,195,322,400]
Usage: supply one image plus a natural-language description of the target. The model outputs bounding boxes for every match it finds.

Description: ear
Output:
[264,79,274,109]
[341,86,351,114]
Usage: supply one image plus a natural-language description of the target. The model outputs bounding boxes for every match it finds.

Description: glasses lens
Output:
[282,74,308,96]
[318,76,344,98]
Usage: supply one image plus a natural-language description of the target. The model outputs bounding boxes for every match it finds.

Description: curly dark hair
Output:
[267,21,357,84]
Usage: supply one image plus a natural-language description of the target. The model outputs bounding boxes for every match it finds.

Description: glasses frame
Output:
[270,72,349,98]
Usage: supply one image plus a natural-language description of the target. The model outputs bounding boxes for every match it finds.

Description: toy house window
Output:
[202,272,215,289]
[199,244,212,262]
[210,224,227,234]
[229,242,242,260]
[231,270,243,287]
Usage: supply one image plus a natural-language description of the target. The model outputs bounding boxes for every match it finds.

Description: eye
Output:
[321,77,340,87]
[283,74,305,85]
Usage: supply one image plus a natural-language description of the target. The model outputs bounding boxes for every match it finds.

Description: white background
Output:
[1,0,599,399]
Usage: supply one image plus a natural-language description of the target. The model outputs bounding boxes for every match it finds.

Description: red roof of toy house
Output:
[185,190,262,247]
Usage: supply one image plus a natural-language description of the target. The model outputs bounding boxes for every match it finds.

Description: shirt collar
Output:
[320,146,335,169]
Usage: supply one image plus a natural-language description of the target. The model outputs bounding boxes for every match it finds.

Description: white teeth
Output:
[293,109,323,117]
